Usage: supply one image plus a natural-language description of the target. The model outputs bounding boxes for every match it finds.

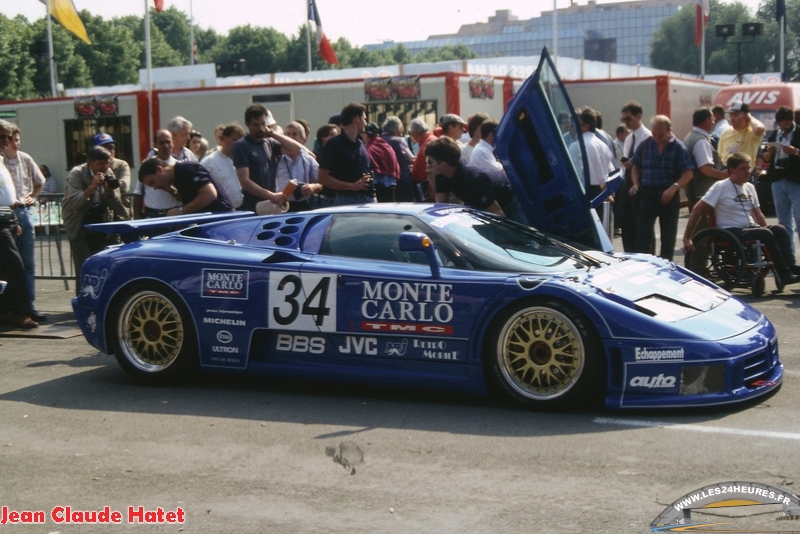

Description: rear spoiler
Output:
[86,211,255,243]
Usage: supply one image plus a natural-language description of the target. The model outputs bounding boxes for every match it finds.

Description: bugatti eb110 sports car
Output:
[72,51,782,410]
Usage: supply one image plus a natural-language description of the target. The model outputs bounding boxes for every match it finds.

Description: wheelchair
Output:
[685,225,785,297]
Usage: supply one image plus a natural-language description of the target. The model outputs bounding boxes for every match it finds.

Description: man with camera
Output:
[62,145,128,291]
[92,133,131,221]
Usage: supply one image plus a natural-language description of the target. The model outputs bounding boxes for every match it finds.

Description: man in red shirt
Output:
[409,118,435,201]
[363,123,400,202]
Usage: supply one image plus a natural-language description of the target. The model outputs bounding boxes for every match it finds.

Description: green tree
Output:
[151,6,191,64]
[0,15,37,100]
[73,11,142,86]
[116,15,183,69]
[209,25,289,75]
[650,0,799,79]
[30,21,92,94]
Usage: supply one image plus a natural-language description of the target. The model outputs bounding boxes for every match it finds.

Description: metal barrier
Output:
[32,193,135,288]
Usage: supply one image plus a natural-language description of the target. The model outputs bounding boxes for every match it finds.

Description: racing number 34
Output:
[268,273,337,332]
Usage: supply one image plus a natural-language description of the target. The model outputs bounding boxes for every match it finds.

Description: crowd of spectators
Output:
[4,96,800,329]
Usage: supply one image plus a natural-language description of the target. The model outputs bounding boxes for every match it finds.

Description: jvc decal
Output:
[268,273,337,332]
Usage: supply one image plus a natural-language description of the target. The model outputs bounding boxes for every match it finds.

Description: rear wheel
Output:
[108,283,197,385]
[687,228,744,289]
[486,299,605,410]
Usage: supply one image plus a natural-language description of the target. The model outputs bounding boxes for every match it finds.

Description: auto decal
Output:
[268,273,337,332]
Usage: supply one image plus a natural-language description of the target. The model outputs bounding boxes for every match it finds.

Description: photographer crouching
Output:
[62,145,128,294]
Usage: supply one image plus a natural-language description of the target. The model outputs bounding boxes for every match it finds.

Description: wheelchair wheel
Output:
[687,228,745,289]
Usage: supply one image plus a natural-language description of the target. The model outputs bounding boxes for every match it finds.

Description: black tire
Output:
[688,227,745,289]
[485,299,605,411]
[107,283,197,385]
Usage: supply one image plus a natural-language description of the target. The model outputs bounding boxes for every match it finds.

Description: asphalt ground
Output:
[1,213,800,533]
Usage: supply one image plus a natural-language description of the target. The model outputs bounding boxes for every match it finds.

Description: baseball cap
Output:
[92,132,115,146]
[439,114,467,127]
[728,100,750,114]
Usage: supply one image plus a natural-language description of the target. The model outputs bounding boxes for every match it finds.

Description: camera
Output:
[105,172,120,190]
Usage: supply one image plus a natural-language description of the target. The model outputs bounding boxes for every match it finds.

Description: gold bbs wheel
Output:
[117,290,185,374]
[496,305,586,402]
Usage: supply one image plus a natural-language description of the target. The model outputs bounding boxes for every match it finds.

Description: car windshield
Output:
[422,208,598,273]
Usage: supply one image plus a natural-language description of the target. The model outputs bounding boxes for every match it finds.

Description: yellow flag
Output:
[46,0,91,44]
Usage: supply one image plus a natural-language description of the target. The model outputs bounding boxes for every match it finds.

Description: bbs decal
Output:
[268,272,337,332]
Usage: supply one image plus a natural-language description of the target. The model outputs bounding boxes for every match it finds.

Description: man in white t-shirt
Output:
[201,123,245,209]
[683,151,800,284]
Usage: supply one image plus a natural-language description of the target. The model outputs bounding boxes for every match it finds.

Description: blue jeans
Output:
[771,179,800,256]
[14,206,36,306]
[636,187,680,261]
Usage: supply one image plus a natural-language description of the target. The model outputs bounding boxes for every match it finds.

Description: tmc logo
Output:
[629,374,676,389]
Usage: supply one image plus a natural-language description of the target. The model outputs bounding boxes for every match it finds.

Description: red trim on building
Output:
[444,73,460,116]
[655,76,670,118]
[503,78,515,112]
[136,91,151,162]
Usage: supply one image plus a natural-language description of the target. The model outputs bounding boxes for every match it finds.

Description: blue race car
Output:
[72,51,782,410]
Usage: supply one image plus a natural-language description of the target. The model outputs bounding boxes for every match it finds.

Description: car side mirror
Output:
[398,232,440,279]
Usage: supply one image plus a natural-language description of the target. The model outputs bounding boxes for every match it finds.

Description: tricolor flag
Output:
[695,0,709,46]
[308,0,339,65]
[154,0,165,13]
[40,0,91,44]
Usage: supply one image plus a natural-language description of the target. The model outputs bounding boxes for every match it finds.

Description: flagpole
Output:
[552,0,558,62]
[46,1,57,97]
[701,18,705,79]
[781,16,785,82]
[189,0,195,65]
[145,0,153,146]
[307,18,313,72]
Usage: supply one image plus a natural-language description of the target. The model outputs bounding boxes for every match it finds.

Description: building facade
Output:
[365,0,691,67]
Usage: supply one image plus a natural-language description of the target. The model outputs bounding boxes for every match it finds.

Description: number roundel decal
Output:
[269,273,337,332]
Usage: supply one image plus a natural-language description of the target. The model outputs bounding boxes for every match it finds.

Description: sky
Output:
[3,0,765,49]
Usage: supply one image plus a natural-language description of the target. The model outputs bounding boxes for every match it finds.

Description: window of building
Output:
[63,116,133,171]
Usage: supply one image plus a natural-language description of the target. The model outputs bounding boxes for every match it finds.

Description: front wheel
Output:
[108,284,197,385]
[486,300,605,411]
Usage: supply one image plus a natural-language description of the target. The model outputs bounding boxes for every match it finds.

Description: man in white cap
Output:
[439,114,467,145]
[717,100,766,166]
[92,132,131,220]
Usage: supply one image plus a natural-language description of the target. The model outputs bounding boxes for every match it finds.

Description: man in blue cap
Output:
[92,133,131,221]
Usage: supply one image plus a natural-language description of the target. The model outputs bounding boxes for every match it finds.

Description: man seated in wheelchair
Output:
[683,151,800,285]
